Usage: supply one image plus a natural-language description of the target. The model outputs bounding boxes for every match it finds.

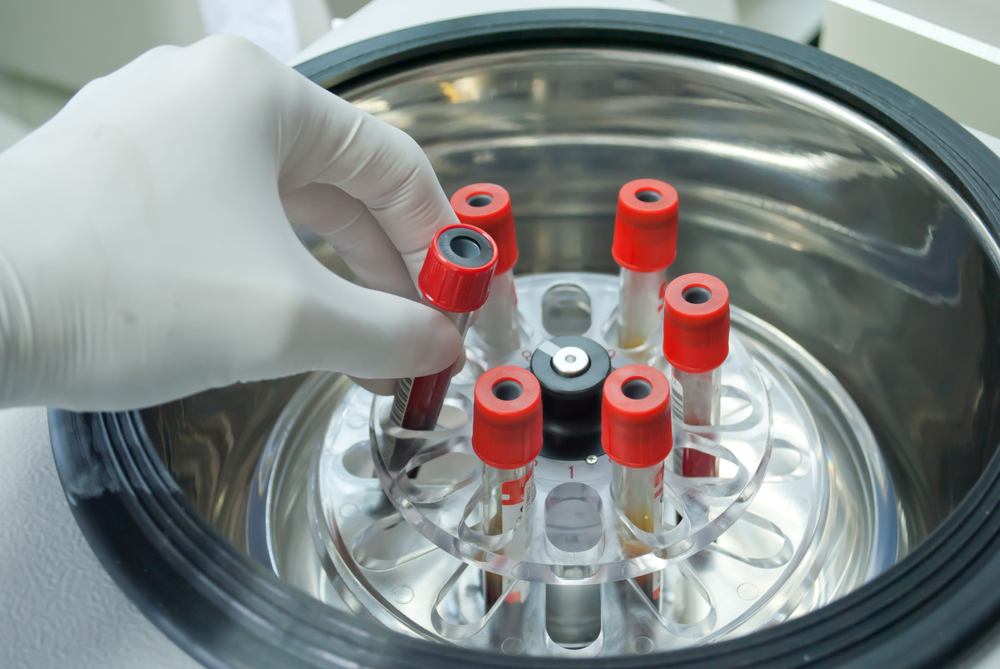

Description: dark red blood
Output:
[401,363,457,431]
[683,448,719,478]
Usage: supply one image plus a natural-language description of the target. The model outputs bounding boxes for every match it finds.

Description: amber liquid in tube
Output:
[618,268,667,349]
[612,461,664,604]
[482,463,533,610]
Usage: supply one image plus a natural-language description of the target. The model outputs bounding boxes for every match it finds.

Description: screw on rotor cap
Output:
[663,273,730,374]
[450,184,518,275]
[529,335,611,460]
[472,366,543,469]
[551,346,590,378]
[611,179,679,272]
[601,365,672,469]
[418,223,498,313]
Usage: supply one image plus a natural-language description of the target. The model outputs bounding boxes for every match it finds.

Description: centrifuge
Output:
[45,6,1000,669]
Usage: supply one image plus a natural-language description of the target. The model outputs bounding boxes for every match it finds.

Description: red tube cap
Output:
[450,184,518,275]
[601,365,672,469]
[663,273,730,374]
[473,366,543,469]
[612,179,679,272]
[418,223,498,313]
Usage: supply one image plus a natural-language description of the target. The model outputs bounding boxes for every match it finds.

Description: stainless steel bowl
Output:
[154,44,992,566]
[52,9,1000,669]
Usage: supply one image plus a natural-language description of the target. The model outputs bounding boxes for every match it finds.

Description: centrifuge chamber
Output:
[50,9,1000,669]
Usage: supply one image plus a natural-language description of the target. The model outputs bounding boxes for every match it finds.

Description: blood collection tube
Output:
[451,184,521,352]
[663,274,730,478]
[390,224,497,431]
[612,179,679,349]
[602,364,672,604]
[472,365,543,610]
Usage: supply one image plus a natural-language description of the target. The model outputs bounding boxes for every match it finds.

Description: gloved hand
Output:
[0,36,465,411]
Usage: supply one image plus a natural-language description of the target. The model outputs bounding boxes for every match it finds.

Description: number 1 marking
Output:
[569,466,574,479]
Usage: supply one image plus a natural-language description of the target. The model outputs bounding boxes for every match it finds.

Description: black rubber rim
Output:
[50,9,1000,669]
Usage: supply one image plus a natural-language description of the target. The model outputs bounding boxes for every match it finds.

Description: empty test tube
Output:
[472,365,543,610]
[451,184,521,352]
[663,274,731,478]
[602,364,673,604]
[612,179,679,349]
[390,224,498,431]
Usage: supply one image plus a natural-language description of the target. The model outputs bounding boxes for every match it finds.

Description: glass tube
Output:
[476,269,521,352]
[618,267,667,349]
[612,460,664,604]
[671,366,722,477]
[482,462,533,610]
[390,306,471,431]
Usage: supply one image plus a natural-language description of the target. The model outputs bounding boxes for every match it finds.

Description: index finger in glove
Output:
[275,75,459,285]
[282,182,418,301]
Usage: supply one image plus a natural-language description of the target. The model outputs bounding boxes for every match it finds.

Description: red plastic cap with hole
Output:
[418,223,498,313]
[451,183,518,275]
[663,273,730,374]
[612,179,679,272]
[473,366,543,469]
[601,365,672,468]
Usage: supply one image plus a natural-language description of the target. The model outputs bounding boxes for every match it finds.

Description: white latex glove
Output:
[0,36,465,411]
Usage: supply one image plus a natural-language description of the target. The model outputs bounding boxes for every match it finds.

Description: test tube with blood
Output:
[602,364,673,604]
[389,224,498,432]
[472,365,543,610]
[662,274,731,478]
[612,179,679,350]
[451,184,521,352]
